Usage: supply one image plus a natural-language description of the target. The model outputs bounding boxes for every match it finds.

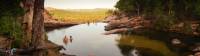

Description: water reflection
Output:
[47,23,200,56]
[116,34,177,56]
[47,23,122,56]
[117,44,138,56]
[116,32,200,56]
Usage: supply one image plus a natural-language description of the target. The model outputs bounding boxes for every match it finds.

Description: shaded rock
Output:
[103,15,118,23]
[171,38,181,45]
[0,35,12,49]
[104,16,152,34]
[104,28,128,35]
[194,52,200,56]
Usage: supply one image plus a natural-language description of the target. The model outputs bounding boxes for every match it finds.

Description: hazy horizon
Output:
[45,0,119,9]
[44,6,116,10]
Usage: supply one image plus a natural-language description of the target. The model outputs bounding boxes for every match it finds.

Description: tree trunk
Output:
[21,0,34,49]
[31,0,46,56]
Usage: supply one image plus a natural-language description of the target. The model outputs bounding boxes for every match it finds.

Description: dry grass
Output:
[47,8,110,23]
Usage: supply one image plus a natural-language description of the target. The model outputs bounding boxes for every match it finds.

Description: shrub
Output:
[0,15,23,48]
[154,15,176,30]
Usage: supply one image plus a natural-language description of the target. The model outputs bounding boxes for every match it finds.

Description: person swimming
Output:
[70,36,73,43]
[63,35,73,45]
[63,35,69,45]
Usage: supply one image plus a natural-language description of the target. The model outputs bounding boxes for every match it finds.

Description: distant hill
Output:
[43,9,56,22]
[45,7,57,11]
[43,9,77,30]
[45,7,110,23]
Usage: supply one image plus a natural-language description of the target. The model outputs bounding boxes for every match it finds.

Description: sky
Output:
[45,0,119,9]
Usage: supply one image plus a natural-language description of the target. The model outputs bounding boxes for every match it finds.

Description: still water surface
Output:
[47,22,191,56]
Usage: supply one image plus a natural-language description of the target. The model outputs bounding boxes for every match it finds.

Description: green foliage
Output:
[0,16,18,35]
[106,9,122,16]
[106,9,115,15]
[193,0,200,19]
[182,22,193,34]
[0,0,24,48]
[115,0,200,33]
[154,15,176,30]
[115,0,200,20]
[0,16,23,48]
[0,0,24,17]
[115,0,164,16]
[115,0,135,13]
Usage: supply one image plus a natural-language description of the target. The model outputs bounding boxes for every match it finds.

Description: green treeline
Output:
[114,0,200,34]
[115,0,200,20]
[0,0,24,47]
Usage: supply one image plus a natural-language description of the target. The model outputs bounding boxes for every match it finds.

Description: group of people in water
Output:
[63,35,73,45]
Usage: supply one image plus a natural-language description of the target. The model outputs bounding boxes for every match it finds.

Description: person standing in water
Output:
[63,35,69,45]
[63,35,73,45]
[70,36,73,43]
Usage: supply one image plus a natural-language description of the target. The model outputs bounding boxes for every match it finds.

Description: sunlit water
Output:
[47,23,123,56]
[47,22,197,56]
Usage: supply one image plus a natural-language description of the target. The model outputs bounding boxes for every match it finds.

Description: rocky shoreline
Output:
[44,22,77,31]
[43,9,78,31]
[104,15,200,37]
[103,15,200,56]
